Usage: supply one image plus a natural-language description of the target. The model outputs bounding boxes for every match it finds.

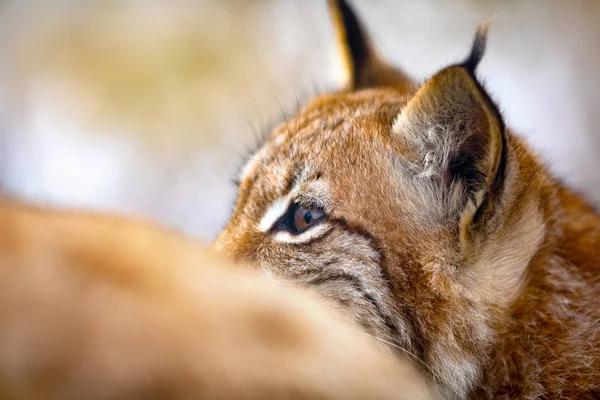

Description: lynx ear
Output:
[327,0,415,91]
[394,25,504,229]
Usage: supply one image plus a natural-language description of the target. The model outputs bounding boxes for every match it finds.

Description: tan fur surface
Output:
[0,200,434,400]
[214,1,600,398]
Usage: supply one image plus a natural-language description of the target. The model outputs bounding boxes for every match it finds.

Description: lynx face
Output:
[214,1,594,398]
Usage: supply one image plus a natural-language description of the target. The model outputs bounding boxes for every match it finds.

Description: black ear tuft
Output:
[462,22,491,73]
[327,0,415,90]
[328,0,371,69]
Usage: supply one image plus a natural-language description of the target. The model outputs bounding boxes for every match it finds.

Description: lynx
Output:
[0,199,433,400]
[214,0,600,398]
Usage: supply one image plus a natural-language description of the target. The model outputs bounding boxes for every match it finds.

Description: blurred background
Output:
[1,0,599,242]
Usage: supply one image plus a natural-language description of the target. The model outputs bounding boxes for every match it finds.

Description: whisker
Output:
[245,157,269,166]
[268,88,291,136]
[293,86,302,114]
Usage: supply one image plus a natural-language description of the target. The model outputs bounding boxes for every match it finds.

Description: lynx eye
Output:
[275,203,326,234]
[294,205,326,232]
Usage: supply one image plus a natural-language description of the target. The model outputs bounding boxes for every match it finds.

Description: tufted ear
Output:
[327,0,415,92]
[393,25,505,235]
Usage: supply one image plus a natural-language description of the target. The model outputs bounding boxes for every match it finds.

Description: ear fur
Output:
[327,0,415,91]
[393,25,505,238]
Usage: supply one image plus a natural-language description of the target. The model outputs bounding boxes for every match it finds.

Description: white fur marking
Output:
[239,159,257,182]
[273,224,330,244]
[258,193,294,232]
[239,147,268,182]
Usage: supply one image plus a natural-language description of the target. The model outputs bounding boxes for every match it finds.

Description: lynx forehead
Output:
[214,1,600,399]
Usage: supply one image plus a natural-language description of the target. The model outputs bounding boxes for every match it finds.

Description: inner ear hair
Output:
[393,24,506,234]
[327,0,415,91]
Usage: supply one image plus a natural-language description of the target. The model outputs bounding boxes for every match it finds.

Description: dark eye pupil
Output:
[304,211,312,224]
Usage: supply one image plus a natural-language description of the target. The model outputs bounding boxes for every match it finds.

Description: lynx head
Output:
[214,0,546,397]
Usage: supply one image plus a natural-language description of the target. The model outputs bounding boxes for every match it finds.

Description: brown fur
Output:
[0,199,434,400]
[214,1,600,398]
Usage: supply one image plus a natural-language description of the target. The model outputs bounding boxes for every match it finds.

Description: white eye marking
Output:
[273,223,330,244]
[258,192,294,232]
[257,176,330,238]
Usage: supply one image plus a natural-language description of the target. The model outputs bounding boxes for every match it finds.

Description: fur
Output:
[0,199,434,400]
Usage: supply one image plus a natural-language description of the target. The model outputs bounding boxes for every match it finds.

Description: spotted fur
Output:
[214,1,600,398]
